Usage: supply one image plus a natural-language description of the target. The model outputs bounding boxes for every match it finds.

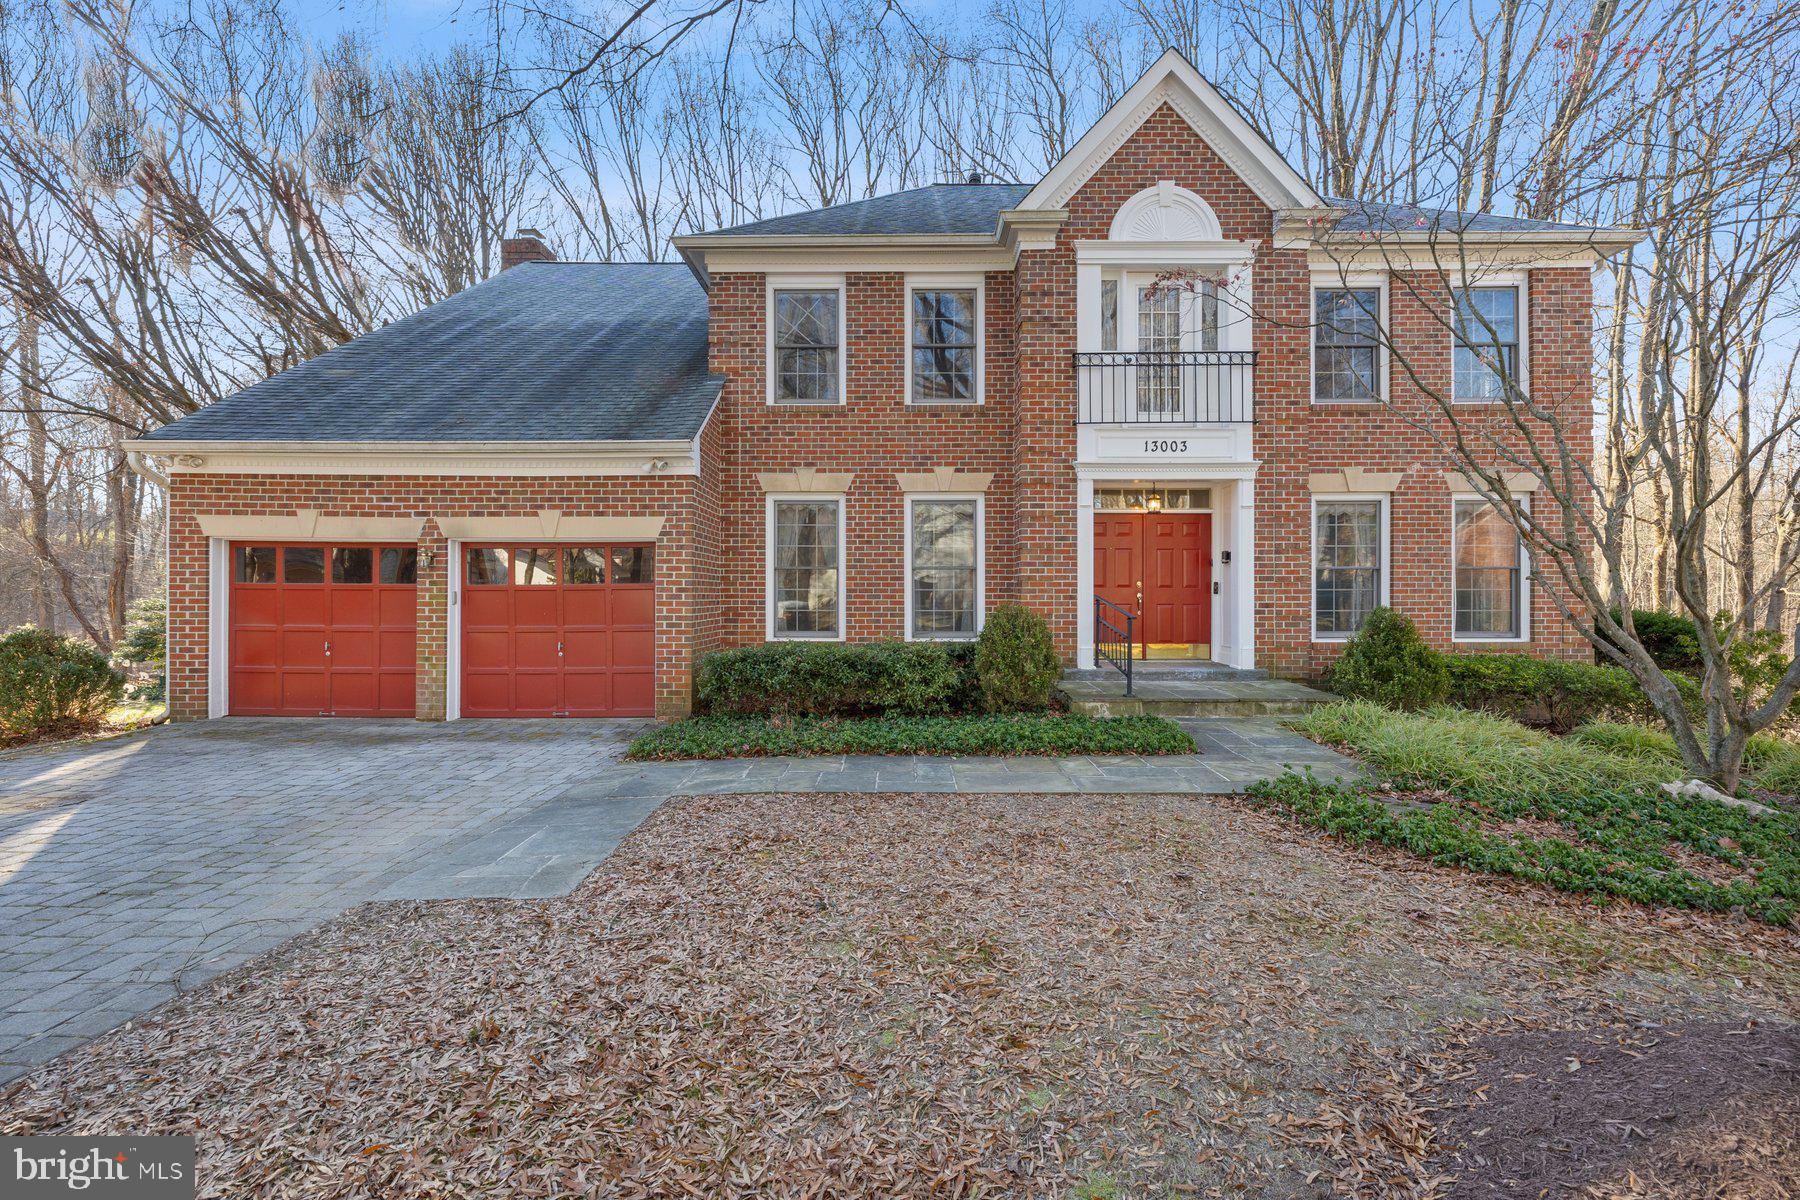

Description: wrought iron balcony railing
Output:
[1075,350,1256,424]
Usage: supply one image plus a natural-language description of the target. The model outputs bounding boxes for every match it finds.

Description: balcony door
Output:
[1131,281,1220,418]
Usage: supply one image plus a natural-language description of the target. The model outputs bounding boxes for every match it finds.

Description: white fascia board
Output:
[1017,48,1322,213]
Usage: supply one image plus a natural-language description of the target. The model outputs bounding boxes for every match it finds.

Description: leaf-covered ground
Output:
[4,792,1796,1198]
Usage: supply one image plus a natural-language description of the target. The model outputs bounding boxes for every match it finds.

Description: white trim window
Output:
[905,495,983,640]
[1312,496,1386,638]
[768,497,845,639]
[906,280,982,404]
[1312,284,1383,403]
[1452,497,1529,640]
[769,282,844,404]
[1453,284,1524,401]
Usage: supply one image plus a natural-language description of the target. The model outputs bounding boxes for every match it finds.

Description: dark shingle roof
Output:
[702,183,1033,237]
[1325,198,1607,235]
[143,262,720,444]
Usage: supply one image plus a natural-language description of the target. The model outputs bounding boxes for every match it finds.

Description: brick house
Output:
[128,50,1639,722]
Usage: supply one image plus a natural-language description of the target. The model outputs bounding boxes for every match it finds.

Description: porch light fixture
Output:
[422,549,437,570]
[1145,492,1163,512]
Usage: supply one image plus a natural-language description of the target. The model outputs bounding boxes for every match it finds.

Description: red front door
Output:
[1091,512,1212,657]
[228,542,418,717]
[460,543,655,717]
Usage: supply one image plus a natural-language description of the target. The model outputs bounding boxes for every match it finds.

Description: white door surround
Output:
[1075,463,1259,671]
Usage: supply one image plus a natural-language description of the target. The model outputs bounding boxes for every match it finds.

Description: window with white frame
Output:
[909,287,978,402]
[770,499,842,637]
[1313,499,1383,637]
[1313,287,1381,402]
[771,288,841,403]
[1453,498,1525,638]
[908,497,981,639]
[1453,286,1521,401]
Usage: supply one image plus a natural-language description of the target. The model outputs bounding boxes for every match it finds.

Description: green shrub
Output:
[695,641,963,718]
[628,713,1194,760]
[1605,608,1702,673]
[1272,702,1800,924]
[0,627,125,741]
[116,596,167,703]
[1325,608,1448,710]
[1444,653,1646,732]
[974,603,1062,712]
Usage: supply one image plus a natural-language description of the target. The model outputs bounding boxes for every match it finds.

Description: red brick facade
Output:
[160,94,1597,723]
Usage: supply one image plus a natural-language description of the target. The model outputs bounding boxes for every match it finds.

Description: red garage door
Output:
[460,543,655,717]
[229,543,418,717]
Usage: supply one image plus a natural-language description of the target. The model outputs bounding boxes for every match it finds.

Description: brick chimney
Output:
[500,227,555,271]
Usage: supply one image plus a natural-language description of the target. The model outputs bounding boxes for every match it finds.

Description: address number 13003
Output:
[1142,438,1189,454]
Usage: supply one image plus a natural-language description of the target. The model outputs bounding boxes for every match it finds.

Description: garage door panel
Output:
[330,673,377,714]
[458,541,657,718]
[611,629,655,669]
[328,589,376,626]
[512,673,560,713]
[280,631,326,667]
[379,629,416,669]
[233,590,279,627]
[279,671,328,714]
[607,672,655,717]
[562,590,607,624]
[280,589,329,626]
[610,589,655,626]
[230,542,416,717]
[562,630,609,665]
[463,590,510,626]
[513,590,559,626]
[464,630,513,671]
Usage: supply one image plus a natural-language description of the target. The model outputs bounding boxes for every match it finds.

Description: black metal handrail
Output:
[1094,595,1136,696]
[1075,350,1256,424]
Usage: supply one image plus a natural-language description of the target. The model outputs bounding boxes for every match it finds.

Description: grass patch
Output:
[1254,701,1800,925]
[1565,721,1800,794]
[626,713,1195,760]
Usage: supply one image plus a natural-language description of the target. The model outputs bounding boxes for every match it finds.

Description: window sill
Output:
[766,400,848,409]
[905,399,984,407]
[1452,636,1529,644]
[1310,397,1382,406]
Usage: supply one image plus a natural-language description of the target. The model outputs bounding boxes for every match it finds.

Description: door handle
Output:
[324,640,331,657]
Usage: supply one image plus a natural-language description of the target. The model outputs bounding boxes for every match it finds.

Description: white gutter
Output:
[121,438,698,457]
[125,450,170,488]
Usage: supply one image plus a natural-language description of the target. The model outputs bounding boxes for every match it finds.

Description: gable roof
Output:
[139,262,721,445]
[1018,48,1323,212]
[704,183,1032,238]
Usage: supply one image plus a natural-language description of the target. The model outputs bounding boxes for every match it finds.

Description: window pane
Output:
[1100,279,1118,351]
[235,546,277,583]
[331,547,373,584]
[773,500,839,637]
[912,500,977,637]
[911,347,974,401]
[1454,288,1518,400]
[911,289,975,347]
[776,346,839,403]
[466,547,508,585]
[774,290,839,404]
[610,545,654,584]
[1454,501,1521,637]
[564,547,605,585]
[282,546,324,584]
[1315,289,1380,401]
[1314,502,1380,635]
[514,548,556,585]
[380,548,418,585]
[774,290,836,347]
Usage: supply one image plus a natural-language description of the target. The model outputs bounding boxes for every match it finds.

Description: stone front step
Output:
[1060,673,1335,718]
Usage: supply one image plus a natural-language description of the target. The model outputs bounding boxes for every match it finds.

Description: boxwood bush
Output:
[0,627,125,741]
[974,603,1062,712]
[696,641,964,717]
[1324,608,1449,710]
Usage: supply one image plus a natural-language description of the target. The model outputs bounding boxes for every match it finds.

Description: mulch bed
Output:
[1433,1020,1800,1198]
[3,791,1795,1198]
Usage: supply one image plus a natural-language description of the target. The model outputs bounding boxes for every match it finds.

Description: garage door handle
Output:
[557,641,563,656]
[324,640,331,657]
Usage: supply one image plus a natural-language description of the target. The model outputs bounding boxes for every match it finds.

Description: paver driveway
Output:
[0,718,648,1082]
